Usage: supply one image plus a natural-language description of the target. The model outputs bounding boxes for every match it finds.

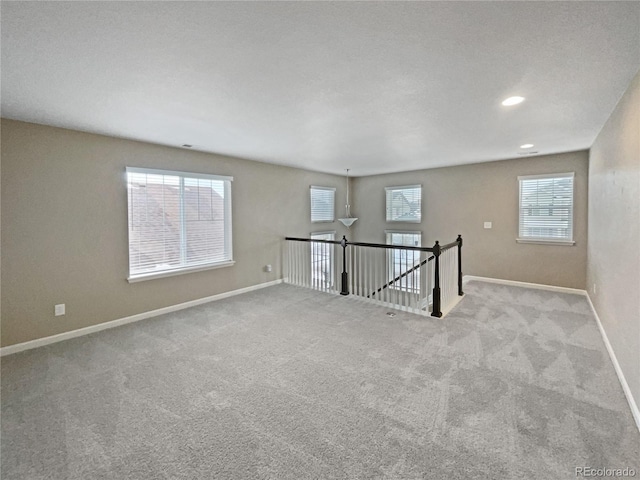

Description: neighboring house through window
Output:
[310,186,335,222]
[386,185,421,222]
[518,172,575,244]
[126,167,233,281]
[386,231,422,292]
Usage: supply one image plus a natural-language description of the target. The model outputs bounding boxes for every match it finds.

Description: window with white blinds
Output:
[518,172,574,244]
[126,167,233,281]
[310,186,335,222]
[386,185,421,222]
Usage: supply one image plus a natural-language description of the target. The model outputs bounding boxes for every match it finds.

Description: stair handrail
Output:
[285,234,463,317]
[368,255,434,298]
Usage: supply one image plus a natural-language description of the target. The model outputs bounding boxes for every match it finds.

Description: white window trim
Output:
[515,238,575,246]
[310,185,336,223]
[517,172,573,182]
[385,184,422,223]
[385,229,423,238]
[127,260,236,283]
[385,184,422,190]
[517,172,575,246]
[126,166,233,183]
[126,167,234,282]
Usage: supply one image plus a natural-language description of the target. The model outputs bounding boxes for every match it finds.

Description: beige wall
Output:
[588,71,640,413]
[351,151,589,289]
[1,119,350,347]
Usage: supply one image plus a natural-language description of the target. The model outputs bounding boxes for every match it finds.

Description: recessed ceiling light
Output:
[520,143,534,149]
[502,96,525,106]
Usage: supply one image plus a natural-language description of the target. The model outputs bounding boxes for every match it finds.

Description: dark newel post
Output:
[340,236,349,296]
[431,240,442,317]
[457,234,464,296]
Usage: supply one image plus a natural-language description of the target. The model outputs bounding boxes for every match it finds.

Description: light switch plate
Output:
[55,304,65,316]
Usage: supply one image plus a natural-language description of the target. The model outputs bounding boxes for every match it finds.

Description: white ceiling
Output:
[2,2,639,176]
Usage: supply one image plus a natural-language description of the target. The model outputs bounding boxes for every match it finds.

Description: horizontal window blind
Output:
[386,185,421,222]
[310,186,335,222]
[127,167,233,278]
[518,172,574,241]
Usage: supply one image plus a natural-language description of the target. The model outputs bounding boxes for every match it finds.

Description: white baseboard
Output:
[463,274,640,432]
[585,294,640,433]
[0,279,283,357]
[463,275,587,296]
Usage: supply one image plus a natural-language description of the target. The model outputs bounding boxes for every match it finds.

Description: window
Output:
[518,172,574,244]
[386,231,422,292]
[126,167,233,281]
[310,186,335,222]
[386,185,421,222]
[310,231,335,287]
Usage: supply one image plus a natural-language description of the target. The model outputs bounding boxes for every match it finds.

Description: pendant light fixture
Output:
[338,169,358,227]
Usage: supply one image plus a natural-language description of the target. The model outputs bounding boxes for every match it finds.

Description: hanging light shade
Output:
[338,169,358,227]
[339,217,357,227]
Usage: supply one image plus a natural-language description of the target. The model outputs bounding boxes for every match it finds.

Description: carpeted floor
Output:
[1,281,638,479]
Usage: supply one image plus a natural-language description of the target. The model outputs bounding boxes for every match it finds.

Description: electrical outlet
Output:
[264,264,272,273]
[54,304,65,316]
[484,222,492,229]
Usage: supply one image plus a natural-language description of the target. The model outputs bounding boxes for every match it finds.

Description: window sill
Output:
[128,260,235,283]
[516,238,575,246]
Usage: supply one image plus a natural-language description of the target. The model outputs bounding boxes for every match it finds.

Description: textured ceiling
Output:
[2,1,639,176]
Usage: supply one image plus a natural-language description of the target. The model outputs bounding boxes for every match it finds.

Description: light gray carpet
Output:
[1,281,638,479]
